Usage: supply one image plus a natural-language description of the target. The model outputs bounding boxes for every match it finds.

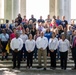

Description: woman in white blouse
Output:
[49,32,58,70]
[20,29,28,61]
[25,34,35,69]
[59,33,70,70]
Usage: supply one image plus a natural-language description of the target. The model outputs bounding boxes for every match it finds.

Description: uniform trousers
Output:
[72,47,76,68]
[60,51,68,69]
[26,51,33,67]
[38,49,47,68]
[50,50,57,68]
[12,50,21,68]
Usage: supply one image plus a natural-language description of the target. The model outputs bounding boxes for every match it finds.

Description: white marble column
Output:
[20,0,26,18]
[0,0,4,19]
[12,0,20,19]
[55,0,64,19]
[55,0,71,22]
[64,0,71,23]
[55,0,60,17]
[49,0,55,18]
[4,0,12,22]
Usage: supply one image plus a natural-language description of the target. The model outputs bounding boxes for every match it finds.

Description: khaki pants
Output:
[38,49,47,68]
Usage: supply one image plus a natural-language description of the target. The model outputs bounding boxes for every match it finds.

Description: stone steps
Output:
[0,52,74,69]
[0,63,74,68]
[0,60,74,63]
[0,53,72,56]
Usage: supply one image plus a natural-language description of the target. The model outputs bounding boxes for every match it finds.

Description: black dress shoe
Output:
[50,67,53,69]
[17,66,20,69]
[43,68,46,70]
[52,67,56,70]
[64,68,66,70]
[12,67,16,69]
[6,58,9,61]
[1,58,4,61]
[61,67,63,69]
[17,67,20,70]
[50,67,56,70]
[37,66,42,69]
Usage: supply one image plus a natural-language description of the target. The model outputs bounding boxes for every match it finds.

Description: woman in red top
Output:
[22,16,28,23]
[50,19,58,28]
[50,19,58,32]
[10,28,16,40]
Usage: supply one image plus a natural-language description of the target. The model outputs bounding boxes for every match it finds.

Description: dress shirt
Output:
[58,39,70,52]
[10,38,23,51]
[49,37,58,50]
[36,36,48,50]
[25,39,35,52]
[20,34,28,43]
[0,33,9,41]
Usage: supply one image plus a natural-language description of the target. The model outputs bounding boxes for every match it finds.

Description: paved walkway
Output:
[0,68,76,75]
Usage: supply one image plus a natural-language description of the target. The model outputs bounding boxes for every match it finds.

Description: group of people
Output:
[0,14,76,70]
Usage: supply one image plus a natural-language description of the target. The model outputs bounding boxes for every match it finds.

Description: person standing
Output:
[22,15,28,24]
[34,30,40,60]
[71,30,76,70]
[59,33,70,70]
[29,15,36,25]
[0,29,9,60]
[9,20,15,30]
[25,34,35,69]
[45,15,52,24]
[20,29,28,61]
[38,16,45,24]
[36,32,48,70]
[56,16,62,26]
[44,28,52,56]
[15,14,22,25]
[61,16,68,29]
[49,32,58,70]
[10,28,16,40]
[10,32,23,69]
